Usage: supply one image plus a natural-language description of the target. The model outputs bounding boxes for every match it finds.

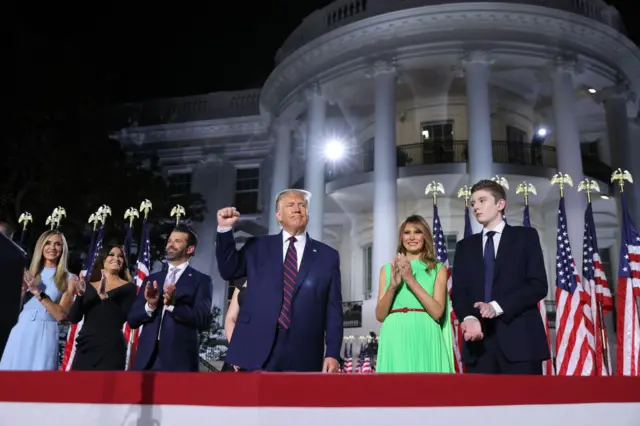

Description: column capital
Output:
[303,82,326,102]
[453,50,493,77]
[363,59,398,80]
[552,53,584,75]
[593,81,636,104]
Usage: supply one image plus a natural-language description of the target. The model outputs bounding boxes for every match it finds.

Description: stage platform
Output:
[0,372,639,425]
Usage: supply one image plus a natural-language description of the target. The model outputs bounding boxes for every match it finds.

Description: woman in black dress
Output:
[67,245,137,370]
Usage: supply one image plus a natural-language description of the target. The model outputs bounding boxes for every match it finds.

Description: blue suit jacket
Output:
[126,265,213,372]
[451,225,550,364]
[216,230,343,372]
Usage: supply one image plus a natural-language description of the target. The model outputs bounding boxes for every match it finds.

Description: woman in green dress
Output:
[375,214,454,373]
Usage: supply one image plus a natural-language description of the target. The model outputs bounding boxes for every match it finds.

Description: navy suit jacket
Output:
[451,225,550,363]
[127,265,213,372]
[216,230,343,372]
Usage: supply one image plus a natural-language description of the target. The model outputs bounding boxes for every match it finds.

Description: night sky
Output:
[7,1,639,110]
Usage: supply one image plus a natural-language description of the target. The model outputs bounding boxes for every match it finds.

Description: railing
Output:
[110,89,262,129]
[324,140,611,184]
[276,0,625,62]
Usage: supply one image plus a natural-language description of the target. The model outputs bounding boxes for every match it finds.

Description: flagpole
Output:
[578,178,610,375]
[611,168,640,349]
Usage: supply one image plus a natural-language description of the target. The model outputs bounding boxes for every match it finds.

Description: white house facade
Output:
[111,0,640,362]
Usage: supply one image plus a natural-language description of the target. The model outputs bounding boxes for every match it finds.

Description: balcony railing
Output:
[323,140,611,184]
[277,0,625,62]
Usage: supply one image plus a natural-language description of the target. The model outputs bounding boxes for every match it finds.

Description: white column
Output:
[463,50,494,233]
[304,84,327,241]
[551,57,587,269]
[372,60,398,297]
[598,83,640,225]
[268,119,292,234]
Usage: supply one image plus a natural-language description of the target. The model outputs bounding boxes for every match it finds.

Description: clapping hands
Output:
[389,253,413,289]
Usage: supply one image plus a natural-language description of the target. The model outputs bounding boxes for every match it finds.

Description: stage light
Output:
[324,140,345,161]
[537,128,548,138]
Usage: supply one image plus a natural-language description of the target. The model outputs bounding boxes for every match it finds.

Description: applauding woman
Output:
[375,215,454,373]
[67,245,137,370]
[1,230,79,370]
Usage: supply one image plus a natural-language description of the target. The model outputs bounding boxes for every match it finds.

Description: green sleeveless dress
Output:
[376,260,455,373]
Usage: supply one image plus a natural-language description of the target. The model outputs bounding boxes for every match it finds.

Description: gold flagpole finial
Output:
[578,179,600,204]
[140,199,153,220]
[87,212,102,231]
[46,207,66,230]
[425,181,445,205]
[551,173,573,198]
[457,185,471,207]
[96,205,112,226]
[171,205,186,225]
[611,168,633,193]
[491,175,510,190]
[515,182,537,206]
[124,207,140,228]
[18,212,33,232]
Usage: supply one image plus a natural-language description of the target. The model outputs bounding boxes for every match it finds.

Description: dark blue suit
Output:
[451,224,550,374]
[127,266,213,372]
[216,230,343,372]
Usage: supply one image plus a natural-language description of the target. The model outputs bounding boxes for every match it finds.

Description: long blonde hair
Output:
[29,230,70,293]
[395,215,438,272]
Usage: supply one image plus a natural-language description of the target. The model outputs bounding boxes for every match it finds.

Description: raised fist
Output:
[217,207,240,228]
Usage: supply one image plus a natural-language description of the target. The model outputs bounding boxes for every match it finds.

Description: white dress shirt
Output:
[217,227,306,269]
[465,220,505,322]
[145,261,189,317]
[282,229,306,269]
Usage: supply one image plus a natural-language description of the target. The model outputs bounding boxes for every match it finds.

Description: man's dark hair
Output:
[471,179,507,214]
[173,224,198,253]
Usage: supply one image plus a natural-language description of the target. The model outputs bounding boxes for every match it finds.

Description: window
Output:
[506,125,527,143]
[167,173,192,196]
[363,244,373,300]
[506,125,527,163]
[235,168,260,213]
[421,120,454,163]
[421,120,454,143]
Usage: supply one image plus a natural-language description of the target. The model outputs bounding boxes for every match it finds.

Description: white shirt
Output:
[145,261,189,317]
[282,230,306,269]
[465,220,505,322]
[217,226,306,269]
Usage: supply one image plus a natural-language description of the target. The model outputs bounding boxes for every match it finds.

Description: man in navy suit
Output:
[451,179,550,374]
[128,224,213,372]
[216,189,343,372]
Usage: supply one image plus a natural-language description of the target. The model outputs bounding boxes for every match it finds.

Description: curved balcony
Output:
[276,0,625,63]
[314,140,611,192]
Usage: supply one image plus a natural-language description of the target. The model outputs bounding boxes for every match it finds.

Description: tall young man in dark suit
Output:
[216,189,343,372]
[128,224,213,372]
[451,179,550,374]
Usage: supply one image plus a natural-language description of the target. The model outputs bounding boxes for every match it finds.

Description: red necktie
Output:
[278,237,297,329]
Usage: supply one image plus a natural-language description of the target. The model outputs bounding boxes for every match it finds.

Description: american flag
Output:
[342,343,353,373]
[554,198,595,375]
[582,202,613,375]
[60,225,104,371]
[616,193,640,376]
[463,204,472,239]
[433,205,464,373]
[123,219,151,370]
[522,205,555,376]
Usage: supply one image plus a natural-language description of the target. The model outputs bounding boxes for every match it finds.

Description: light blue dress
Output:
[0,267,63,370]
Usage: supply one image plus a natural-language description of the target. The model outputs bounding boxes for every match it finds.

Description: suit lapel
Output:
[270,233,284,293]
[174,266,193,297]
[472,233,484,274]
[292,234,315,298]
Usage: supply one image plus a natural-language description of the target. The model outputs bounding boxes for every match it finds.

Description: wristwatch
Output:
[35,291,50,301]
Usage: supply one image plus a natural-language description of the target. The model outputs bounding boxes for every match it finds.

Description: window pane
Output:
[235,191,259,213]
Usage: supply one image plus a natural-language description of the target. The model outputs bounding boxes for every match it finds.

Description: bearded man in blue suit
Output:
[216,189,343,372]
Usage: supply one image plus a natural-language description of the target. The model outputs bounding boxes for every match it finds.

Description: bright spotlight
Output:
[324,140,345,161]
[588,88,597,94]
[537,128,548,137]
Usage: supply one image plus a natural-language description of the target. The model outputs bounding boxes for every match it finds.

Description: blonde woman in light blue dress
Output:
[0,230,78,370]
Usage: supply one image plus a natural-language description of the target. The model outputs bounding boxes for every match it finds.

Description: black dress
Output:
[67,281,137,370]
[222,285,247,372]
